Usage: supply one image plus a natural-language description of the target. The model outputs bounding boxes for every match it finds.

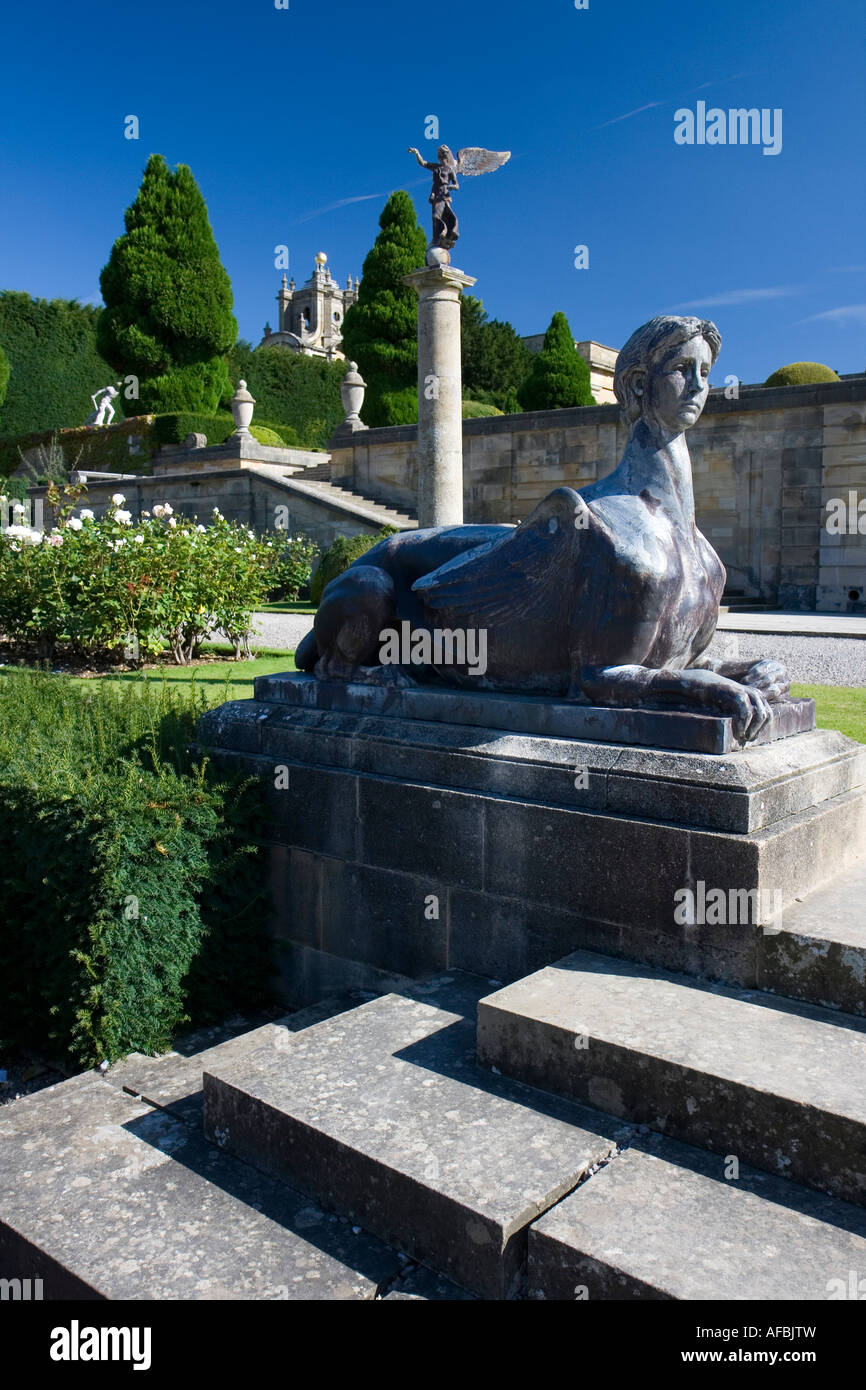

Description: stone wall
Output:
[331,378,866,611]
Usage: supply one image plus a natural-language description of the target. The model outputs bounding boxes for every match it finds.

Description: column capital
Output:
[402,264,477,296]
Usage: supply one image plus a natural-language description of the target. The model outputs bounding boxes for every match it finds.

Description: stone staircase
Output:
[3,854,864,1299]
[245,461,417,530]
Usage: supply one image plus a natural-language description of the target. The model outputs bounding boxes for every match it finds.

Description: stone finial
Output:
[281,274,288,288]
[338,361,368,434]
[230,379,256,436]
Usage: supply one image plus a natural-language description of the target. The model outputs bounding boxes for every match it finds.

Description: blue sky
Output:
[1,0,864,384]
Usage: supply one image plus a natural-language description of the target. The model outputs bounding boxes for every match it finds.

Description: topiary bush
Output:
[310,525,399,605]
[764,362,840,387]
[98,154,237,414]
[340,191,427,427]
[518,311,595,411]
[0,670,274,1067]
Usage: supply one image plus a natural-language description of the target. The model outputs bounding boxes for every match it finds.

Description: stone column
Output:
[403,263,476,527]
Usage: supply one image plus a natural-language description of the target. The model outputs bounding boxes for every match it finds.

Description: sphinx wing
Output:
[412,488,594,627]
[455,147,511,177]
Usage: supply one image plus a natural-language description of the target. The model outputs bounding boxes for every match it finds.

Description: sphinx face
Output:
[645,335,712,437]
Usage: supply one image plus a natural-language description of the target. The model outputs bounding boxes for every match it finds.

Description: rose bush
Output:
[0,492,318,664]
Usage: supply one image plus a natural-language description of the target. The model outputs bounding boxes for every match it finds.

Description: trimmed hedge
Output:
[764,362,840,387]
[228,343,342,449]
[0,291,120,437]
[0,341,9,423]
[310,525,398,605]
[151,411,300,449]
[0,671,274,1066]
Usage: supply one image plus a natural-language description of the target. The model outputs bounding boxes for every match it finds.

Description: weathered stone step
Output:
[0,1073,405,1300]
[477,950,866,1205]
[528,1132,866,1300]
[758,855,866,1016]
[106,994,361,1125]
[202,974,620,1298]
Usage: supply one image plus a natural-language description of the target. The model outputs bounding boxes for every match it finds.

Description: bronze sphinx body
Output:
[296,315,790,743]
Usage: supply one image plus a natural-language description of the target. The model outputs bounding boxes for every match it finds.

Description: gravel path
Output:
[246,613,866,688]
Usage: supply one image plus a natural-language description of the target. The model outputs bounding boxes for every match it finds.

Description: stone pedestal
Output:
[403,264,476,527]
[197,676,866,1007]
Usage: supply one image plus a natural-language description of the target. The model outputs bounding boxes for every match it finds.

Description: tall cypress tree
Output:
[517,311,595,411]
[0,341,9,427]
[98,155,237,414]
[340,191,427,427]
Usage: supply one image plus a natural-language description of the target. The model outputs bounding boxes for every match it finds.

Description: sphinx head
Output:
[615,315,721,440]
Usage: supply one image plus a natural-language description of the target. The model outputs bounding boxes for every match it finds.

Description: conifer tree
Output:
[340,191,427,427]
[98,155,237,413]
[0,342,9,425]
[517,311,595,411]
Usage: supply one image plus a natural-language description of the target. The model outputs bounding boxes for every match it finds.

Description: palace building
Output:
[258,253,359,360]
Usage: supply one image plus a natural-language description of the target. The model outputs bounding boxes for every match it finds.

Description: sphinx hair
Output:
[614,315,722,425]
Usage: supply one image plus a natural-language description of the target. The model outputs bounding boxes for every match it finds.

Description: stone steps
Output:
[477,949,866,1205]
[202,975,622,1299]
[528,1133,866,1301]
[0,999,472,1301]
[201,973,866,1300]
[6,971,866,1299]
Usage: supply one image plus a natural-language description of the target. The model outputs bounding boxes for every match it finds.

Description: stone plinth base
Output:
[255,673,816,755]
[197,675,866,1003]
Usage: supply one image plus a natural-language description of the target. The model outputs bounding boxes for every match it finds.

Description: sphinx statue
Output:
[296,315,791,743]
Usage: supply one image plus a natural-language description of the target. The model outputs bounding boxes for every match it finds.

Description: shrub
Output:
[98,155,237,413]
[0,341,9,423]
[150,411,299,450]
[0,291,119,436]
[764,362,840,387]
[379,386,418,425]
[0,492,286,664]
[268,534,319,600]
[462,399,503,419]
[518,311,595,411]
[310,525,399,605]
[0,670,273,1067]
[228,343,342,449]
[249,424,285,446]
[340,191,427,427]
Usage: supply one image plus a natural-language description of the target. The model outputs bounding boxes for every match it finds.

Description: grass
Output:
[72,650,296,703]
[791,683,866,743]
[258,600,316,614]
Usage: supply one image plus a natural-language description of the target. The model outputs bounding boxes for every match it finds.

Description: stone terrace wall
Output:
[330,379,866,611]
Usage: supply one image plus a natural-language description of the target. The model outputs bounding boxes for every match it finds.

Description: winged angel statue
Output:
[408,144,511,255]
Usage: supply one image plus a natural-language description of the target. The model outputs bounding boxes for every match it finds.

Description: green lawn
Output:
[76,651,296,703]
[791,684,866,743]
[258,600,316,614]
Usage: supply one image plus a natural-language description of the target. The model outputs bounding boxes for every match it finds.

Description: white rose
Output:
[163,504,174,516]
[111,493,126,506]
[133,534,144,543]
[79,508,94,521]
[115,510,132,525]
[152,504,166,518]
[168,516,177,528]
[66,516,83,531]
[196,524,206,533]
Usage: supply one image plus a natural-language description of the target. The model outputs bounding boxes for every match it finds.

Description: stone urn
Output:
[231,379,255,435]
[340,362,368,431]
